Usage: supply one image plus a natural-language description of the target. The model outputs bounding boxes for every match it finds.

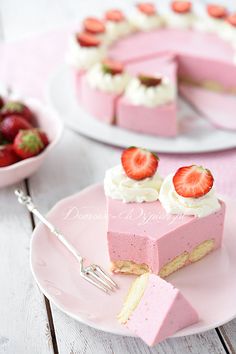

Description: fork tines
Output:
[81,264,118,293]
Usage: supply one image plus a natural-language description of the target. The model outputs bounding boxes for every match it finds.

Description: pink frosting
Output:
[127,274,199,346]
[80,75,120,124]
[107,198,225,272]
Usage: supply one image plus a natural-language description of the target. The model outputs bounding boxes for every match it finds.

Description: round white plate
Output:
[47,65,236,154]
[31,184,236,338]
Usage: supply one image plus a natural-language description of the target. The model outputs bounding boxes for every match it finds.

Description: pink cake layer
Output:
[117,55,178,137]
[117,99,177,137]
[179,84,236,131]
[127,274,199,346]
[107,198,225,273]
[81,75,120,124]
[109,29,235,88]
[75,69,85,102]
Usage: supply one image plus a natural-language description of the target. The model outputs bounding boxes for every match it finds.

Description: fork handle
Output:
[15,189,83,264]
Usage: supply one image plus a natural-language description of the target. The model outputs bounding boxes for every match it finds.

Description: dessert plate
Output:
[31,184,236,338]
[46,64,236,154]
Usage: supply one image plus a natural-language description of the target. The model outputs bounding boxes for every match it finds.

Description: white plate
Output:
[47,65,236,154]
[31,184,236,338]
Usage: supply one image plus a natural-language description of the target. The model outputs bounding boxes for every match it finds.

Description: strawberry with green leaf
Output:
[13,129,48,159]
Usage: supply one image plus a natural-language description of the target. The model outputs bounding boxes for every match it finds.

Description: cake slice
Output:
[118,273,199,346]
[81,58,130,124]
[67,32,106,102]
[105,147,226,276]
[116,56,178,137]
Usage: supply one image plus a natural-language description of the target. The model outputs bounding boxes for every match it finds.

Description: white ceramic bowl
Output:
[0,98,63,188]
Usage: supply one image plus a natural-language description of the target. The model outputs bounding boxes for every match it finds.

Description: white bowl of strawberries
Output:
[0,95,63,187]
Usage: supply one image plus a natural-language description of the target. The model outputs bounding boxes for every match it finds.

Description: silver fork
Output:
[15,189,118,294]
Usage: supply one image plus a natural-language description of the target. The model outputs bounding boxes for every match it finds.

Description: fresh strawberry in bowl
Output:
[0,100,35,122]
[0,115,33,142]
[0,96,63,188]
[0,145,19,167]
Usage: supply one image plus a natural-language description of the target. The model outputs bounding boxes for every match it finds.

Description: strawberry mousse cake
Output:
[68,2,236,136]
[118,273,199,346]
[104,147,225,277]
[81,59,130,124]
[117,56,177,136]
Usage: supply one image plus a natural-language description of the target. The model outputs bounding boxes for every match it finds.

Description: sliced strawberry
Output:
[0,115,32,142]
[137,3,156,16]
[227,13,236,27]
[121,147,159,180]
[13,129,45,159]
[105,9,125,22]
[171,1,192,14]
[76,32,101,47]
[0,144,20,167]
[138,74,162,87]
[207,4,228,19]
[1,100,35,122]
[83,17,105,34]
[173,165,214,198]
[102,59,124,75]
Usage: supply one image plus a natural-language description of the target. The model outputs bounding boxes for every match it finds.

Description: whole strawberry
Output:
[1,100,35,122]
[0,115,32,142]
[13,129,46,159]
[37,130,49,147]
[0,144,19,167]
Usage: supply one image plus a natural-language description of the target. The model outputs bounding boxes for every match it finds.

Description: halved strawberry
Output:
[173,165,214,198]
[171,1,192,14]
[102,59,124,75]
[137,3,156,16]
[76,32,101,47]
[138,74,162,87]
[227,13,236,27]
[207,4,228,19]
[121,147,159,180]
[83,17,106,34]
[105,9,125,22]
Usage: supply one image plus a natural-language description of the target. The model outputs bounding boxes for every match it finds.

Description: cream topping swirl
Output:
[130,11,164,31]
[159,173,221,218]
[104,164,163,203]
[66,36,106,70]
[125,76,176,107]
[165,13,196,29]
[218,22,236,44]
[86,63,131,94]
[106,20,135,42]
[193,16,226,35]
